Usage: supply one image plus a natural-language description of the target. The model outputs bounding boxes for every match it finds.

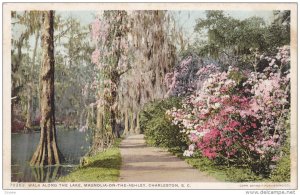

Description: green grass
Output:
[58,138,122,182]
[168,147,264,182]
[269,155,291,182]
[185,158,264,182]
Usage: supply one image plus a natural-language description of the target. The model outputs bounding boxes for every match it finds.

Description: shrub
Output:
[140,97,187,149]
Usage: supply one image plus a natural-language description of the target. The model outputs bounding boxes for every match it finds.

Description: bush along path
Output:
[119,134,218,182]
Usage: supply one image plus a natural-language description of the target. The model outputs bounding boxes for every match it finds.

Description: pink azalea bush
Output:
[167,46,290,172]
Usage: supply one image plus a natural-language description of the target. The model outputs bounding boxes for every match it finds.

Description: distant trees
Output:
[266,10,290,51]
[193,10,290,69]
[25,13,41,129]
[11,11,41,132]
[54,16,93,128]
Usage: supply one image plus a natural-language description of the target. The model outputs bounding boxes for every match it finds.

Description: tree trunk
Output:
[123,110,129,136]
[135,111,141,134]
[129,111,136,134]
[90,104,104,154]
[96,105,103,131]
[30,11,63,166]
[110,72,120,138]
[89,103,116,156]
[110,106,120,138]
[108,11,124,139]
[26,29,40,129]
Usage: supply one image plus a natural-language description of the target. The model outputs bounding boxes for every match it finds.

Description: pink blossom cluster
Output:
[90,18,111,70]
[196,63,220,75]
[91,48,100,66]
[167,46,290,167]
[276,45,290,66]
[245,73,290,157]
[91,18,109,43]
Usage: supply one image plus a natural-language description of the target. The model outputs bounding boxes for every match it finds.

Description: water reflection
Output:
[11,164,74,182]
[31,166,60,182]
[11,128,92,182]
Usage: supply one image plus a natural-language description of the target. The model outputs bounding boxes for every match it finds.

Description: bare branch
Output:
[118,66,132,77]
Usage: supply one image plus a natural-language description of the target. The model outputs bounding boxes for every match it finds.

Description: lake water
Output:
[11,128,92,182]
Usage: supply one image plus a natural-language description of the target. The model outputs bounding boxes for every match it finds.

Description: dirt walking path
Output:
[119,134,218,182]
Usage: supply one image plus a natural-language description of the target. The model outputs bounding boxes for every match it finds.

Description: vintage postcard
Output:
[2,2,298,191]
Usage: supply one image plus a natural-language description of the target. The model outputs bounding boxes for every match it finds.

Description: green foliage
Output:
[58,138,122,182]
[194,10,290,69]
[225,167,264,182]
[265,23,290,52]
[228,69,247,86]
[140,97,187,149]
[195,11,267,53]
[54,17,93,127]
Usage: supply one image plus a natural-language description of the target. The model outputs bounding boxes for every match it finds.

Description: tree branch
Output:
[54,25,72,41]
[118,66,132,77]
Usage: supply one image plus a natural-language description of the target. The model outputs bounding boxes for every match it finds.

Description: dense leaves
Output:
[140,97,186,149]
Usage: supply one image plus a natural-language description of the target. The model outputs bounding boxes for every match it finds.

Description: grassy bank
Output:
[58,138,122,182]
[168,148,265,182]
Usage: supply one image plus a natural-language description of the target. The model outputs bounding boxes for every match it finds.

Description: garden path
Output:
[119,134,218,182]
